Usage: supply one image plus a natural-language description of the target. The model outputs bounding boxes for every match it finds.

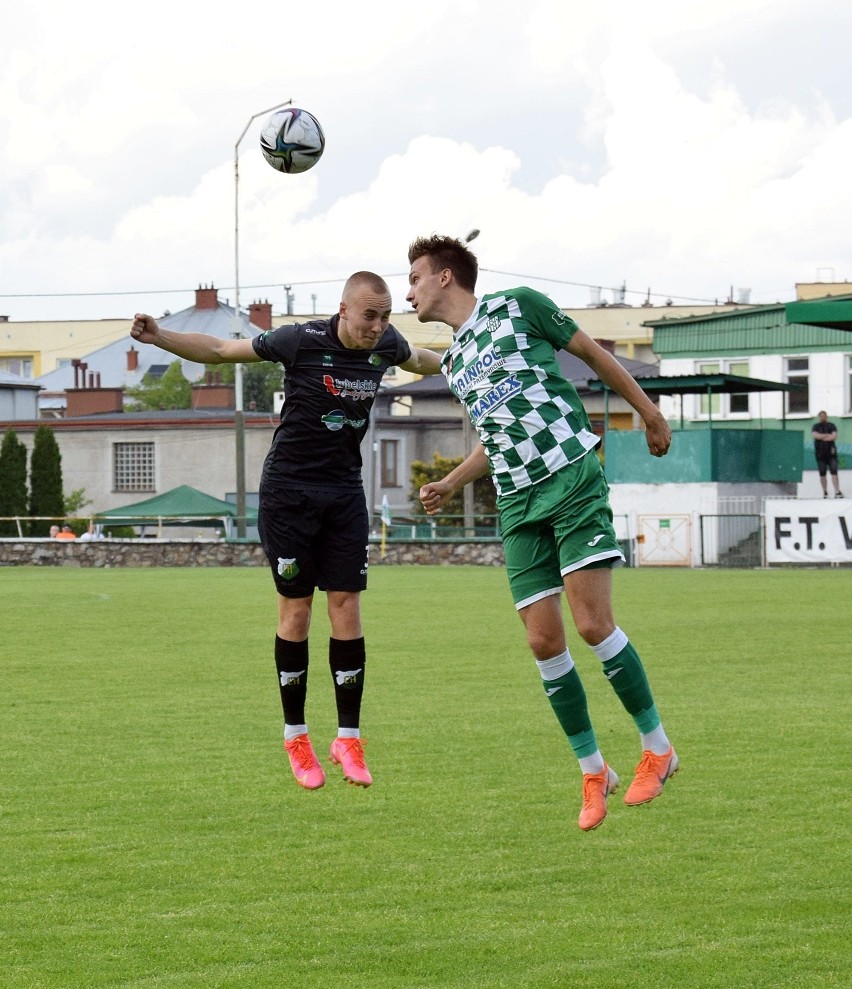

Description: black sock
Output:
[329,637,366,731]
[274,636,309,725]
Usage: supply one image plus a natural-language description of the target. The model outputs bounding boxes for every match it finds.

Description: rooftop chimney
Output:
[71,359,88,389]
[127,347,139,371]
[191,379,235,410]
[195,283,218,310]
[249,299,273,331]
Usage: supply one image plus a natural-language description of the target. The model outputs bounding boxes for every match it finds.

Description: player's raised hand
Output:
[130,313,160,345]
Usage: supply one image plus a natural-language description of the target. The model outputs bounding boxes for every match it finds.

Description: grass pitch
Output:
[1,565,849,988]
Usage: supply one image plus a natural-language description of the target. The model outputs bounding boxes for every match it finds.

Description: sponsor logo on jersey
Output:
[321,411,368,431]
[334,668,363,688]
[306,327,325,335]
[323,374,377,400]
[277,557,299,579]
[470,374,522,424]
[451,343,507,398]
[280,669,306,686]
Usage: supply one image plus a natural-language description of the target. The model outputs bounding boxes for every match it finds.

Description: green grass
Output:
[1,565,849,988]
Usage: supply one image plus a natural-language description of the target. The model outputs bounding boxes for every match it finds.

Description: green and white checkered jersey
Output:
[441,286,600,496]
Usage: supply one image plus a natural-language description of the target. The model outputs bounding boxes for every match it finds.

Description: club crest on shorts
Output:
[277,557,299,579]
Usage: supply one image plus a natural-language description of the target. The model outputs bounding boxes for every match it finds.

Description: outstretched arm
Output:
[419,444,491,515]
[130,313,262,364]
[399,346,443,376]
[567,329,671,458]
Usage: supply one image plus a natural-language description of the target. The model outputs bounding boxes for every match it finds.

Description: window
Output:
[785,357,809,414]
[380,439,399,488]
[728,360,750,414]
[0,357,33,378]
[694,359,751,417]
[847,355,852,413]
[697,361,721,416]
[113,442,155,492]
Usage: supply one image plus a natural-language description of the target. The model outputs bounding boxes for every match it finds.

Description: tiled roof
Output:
[34,302,259,392]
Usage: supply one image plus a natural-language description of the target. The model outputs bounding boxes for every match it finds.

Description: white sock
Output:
[337,727,360,739]
[578,751,607,775]
[591,627,629,663]
[284,723,308,741]
[535,648,574,680]
[640,724,671,755]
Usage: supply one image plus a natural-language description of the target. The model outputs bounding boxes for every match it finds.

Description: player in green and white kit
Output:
[409,235,678,831]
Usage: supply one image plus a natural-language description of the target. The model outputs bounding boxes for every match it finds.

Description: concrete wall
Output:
[6,422,274,513]
[0,539,506,569]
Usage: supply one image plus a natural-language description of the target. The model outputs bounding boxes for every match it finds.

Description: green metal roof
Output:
[645,303,852,356]
[587,373,803,395]
[784,298,852,331]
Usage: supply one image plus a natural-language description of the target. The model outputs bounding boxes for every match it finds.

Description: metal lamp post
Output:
[232,98,292,536]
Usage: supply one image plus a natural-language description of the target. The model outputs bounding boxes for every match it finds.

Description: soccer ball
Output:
[260,107,325,174]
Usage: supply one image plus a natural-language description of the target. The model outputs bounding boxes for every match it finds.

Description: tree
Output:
[64,488,93,536]
[208,361,283,412]
[126,360,191,410]
[29,425,64,536]
[0,429,29,536]
[409,453,497,525]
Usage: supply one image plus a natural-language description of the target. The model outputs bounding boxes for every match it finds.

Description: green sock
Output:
[542,667,598,759]
[601,641,660,734]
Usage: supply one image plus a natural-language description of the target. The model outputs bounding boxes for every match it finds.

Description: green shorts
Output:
[498,452,624,610]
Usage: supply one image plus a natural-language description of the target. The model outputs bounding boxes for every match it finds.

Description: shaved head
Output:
[342,271,390,302]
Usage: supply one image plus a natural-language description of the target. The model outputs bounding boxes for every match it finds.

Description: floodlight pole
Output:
[233,98,292,536]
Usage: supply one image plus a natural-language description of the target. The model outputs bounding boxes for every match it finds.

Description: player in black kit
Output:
[811,411,843,498]
[131,272,442,790]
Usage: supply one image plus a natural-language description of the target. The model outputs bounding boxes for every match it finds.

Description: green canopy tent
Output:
[95,485,258,539]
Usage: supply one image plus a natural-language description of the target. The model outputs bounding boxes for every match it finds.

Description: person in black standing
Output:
[131,272,442,790]
[812,411,843,498]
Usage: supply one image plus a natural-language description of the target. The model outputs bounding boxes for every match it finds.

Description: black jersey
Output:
[252,314,411,487]
[813,420,838,459]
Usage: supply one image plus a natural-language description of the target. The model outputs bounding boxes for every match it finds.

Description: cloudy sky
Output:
[2,0,850,323]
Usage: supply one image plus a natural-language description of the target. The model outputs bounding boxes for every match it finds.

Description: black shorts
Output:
[258,483,369,598]
[816,455,838,476]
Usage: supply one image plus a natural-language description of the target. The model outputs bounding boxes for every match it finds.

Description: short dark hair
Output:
[408,235,478,292]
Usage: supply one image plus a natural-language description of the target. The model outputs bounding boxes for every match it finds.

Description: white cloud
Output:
[1,0,851,319]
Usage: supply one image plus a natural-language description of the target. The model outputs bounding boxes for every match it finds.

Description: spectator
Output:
[78,522,104,541]
[812,411,843,498]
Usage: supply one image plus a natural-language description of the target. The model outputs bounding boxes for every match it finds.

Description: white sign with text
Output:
[765,499,852,564]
